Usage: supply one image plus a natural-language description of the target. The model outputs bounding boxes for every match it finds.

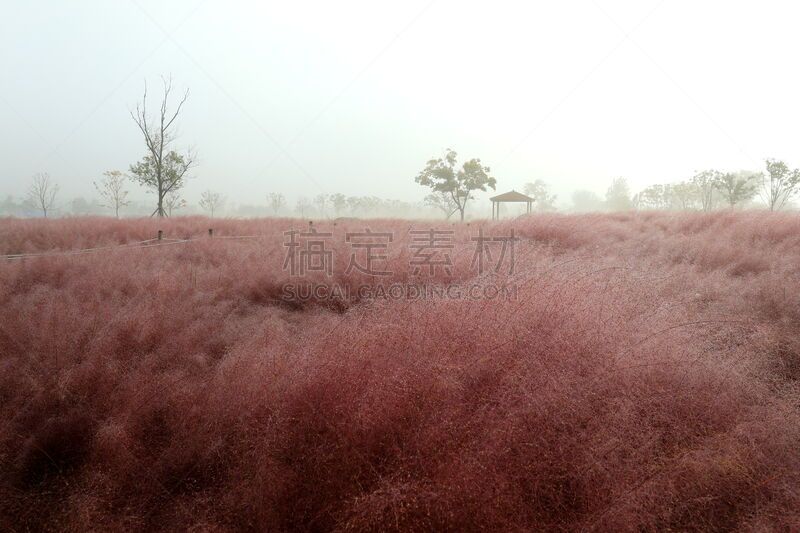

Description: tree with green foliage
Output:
[571,189,603,212]
[669,181,699,210]
[129,151,193,217]
[415,149,496,221]
[761,159,800,210]
[605,177,633,211]
[636,184,670,210]
[130,76,195,217]
[0,195,20,216]
[523,179,557,211]
[714,171,759,207]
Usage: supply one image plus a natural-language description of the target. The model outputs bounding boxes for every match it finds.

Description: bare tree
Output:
[94,170,130,218]
[129,76,195,217]
[329,193,347,216]
[27,173,59,217]
[346,196,362,215]
[267,193,285,216]
[199,190,224,217]
[761,159,800,211]
[164,190,186,217]
[295,196,312,218]
[691,170,721,211]
[313,194,328,218]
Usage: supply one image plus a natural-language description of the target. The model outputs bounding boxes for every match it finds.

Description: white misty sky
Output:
[2,0,800,208]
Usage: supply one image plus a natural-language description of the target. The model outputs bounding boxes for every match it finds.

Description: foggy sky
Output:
[2,0,800,209]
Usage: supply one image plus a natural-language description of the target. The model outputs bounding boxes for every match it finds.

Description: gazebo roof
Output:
[490,190,534,202]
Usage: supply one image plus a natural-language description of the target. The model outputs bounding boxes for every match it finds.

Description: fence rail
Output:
[0,230,264,261]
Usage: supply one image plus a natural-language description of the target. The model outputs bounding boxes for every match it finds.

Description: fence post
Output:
[157,230,163,241]
[208,228,213,238]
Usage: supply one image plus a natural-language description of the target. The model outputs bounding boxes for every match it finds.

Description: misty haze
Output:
[2,1,800,531]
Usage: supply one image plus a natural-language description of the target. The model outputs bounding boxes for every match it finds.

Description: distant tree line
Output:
[634,170,759,211]
[0,187,442,219]
[557,159,800,213]
[8,87,800,220]
[286,193,430,219]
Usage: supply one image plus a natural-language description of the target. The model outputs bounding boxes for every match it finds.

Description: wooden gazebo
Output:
[490,190,534,220]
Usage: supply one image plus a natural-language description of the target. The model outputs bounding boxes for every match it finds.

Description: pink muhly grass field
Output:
[1,211,799,531]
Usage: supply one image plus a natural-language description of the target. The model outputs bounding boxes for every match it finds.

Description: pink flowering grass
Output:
[1,211,799,531]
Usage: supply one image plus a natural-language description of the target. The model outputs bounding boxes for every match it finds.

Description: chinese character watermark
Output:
[283,228,333,276]
[345,229,393,276]
[282,226,518,277]
[471,228,517,274]
[409,229,454,276]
